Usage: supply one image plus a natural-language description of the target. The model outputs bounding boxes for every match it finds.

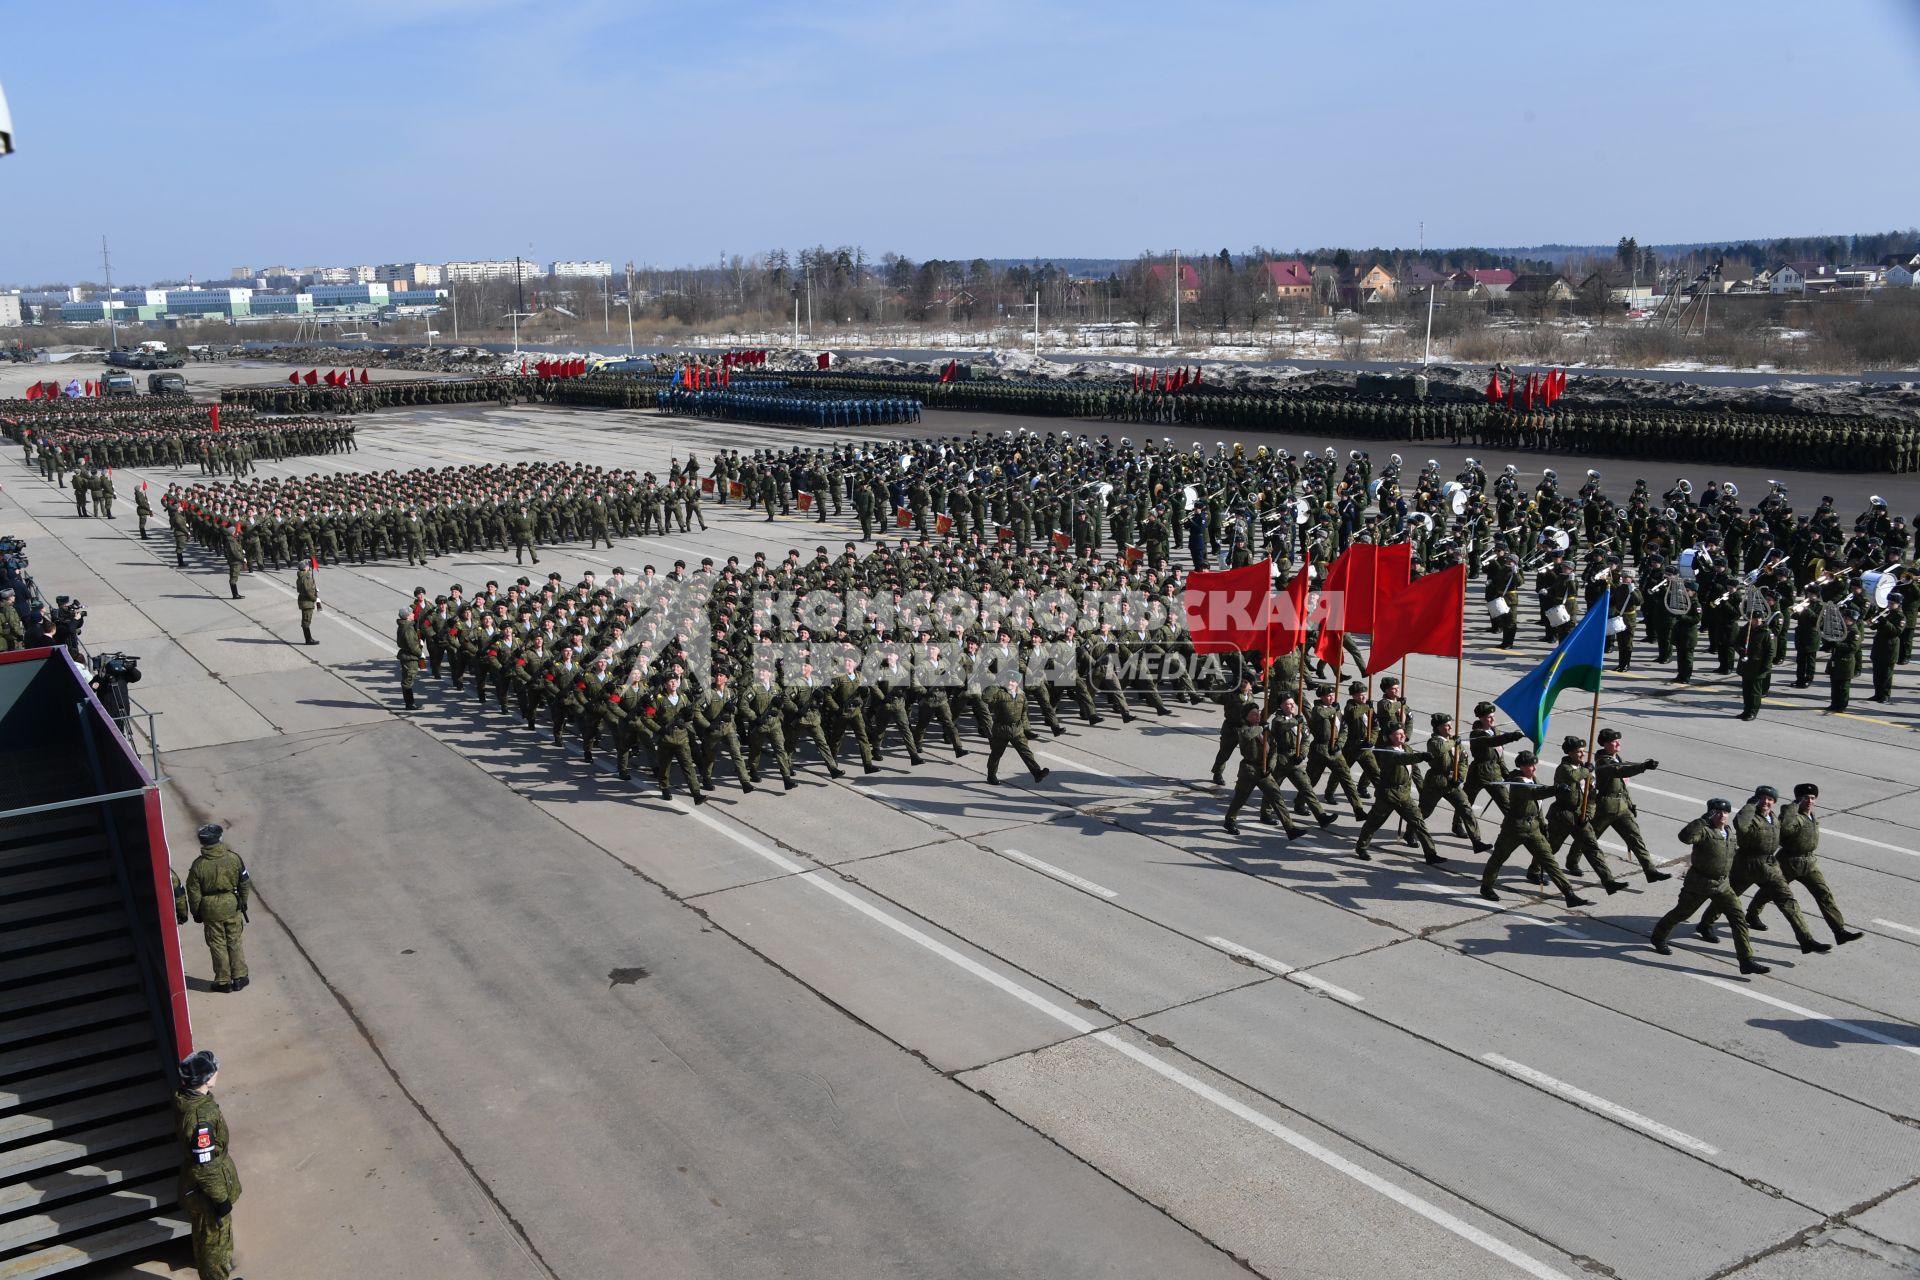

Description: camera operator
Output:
[50,595,85,660]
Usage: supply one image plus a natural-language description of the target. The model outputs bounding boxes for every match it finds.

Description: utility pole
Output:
[1423,283,1437,365]
[101,235,118,350]
[1033,289,1040,348]
[514,256,526,334]
[793,297,800,347]
[805,273,813,339]
[450,279,458,342]
[624,261,636,354]
[1172,248,1181,344]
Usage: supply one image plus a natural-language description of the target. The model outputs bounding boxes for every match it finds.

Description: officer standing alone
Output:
[175,1049,242,1280]
[186,824,250,993]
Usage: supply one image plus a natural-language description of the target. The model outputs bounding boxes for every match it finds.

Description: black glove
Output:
[1556,784,1574,799]
[209,1198,232,1218]
[1647,759,1659,770]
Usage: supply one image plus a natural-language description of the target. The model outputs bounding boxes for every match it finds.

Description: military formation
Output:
[391,535,1207,792]
[160,460,713,589]
[218,373,524,414]
[726,369,1919,473]
[656,386,923,428]
[3,398,353,475]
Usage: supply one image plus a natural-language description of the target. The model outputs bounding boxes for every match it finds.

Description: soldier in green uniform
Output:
[1208,675,1256,785]
[1751,783,1863,945]
[223,524,246,600]
[1479,751,1591,906]
[185,823,250,992]
[1417,712,1488,852]
[295,561,319,645]
[1464,701,1523,818]
[1220,705,1299,837]
[743,663,798,789]
[1869,596,1905,702]
[1826,608,1860,711]
[1307,683,1365,819]
[0,587,24,653]
[1649,798,1770,975]
[650,674,707,803]
[1549,736,1631,893]
[1588,727,1671,883]
[1735,607,1774,720]
[395,608,422,710]
[135,482,153,538]
[1352,726,1443,864]
[175,1049,242,1280]
[696,669,752,793]
[1698,786,1830,954]
[984,677,1052,786]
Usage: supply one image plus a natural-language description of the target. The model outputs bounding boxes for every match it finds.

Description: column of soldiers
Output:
[666,369,1920,473]
[390,537,1216,794]
[656,387,923,428]
[3,402,354,476]
[219,374,523,414]
[158,460,718,586]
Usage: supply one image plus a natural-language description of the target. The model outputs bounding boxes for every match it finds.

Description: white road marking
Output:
[1480,1054,1719,1156]
[678,803,1566,1280]
[366,574,390,586]
[1691,975,1920,1056]
[1289,972,1365,1004]
[1631,783,1919,860]
[1001,848,1118,899]
[1871,918,1920,939]
[250,573,391,649]
[1035,750,1116,779]
[1204,936,1296,975]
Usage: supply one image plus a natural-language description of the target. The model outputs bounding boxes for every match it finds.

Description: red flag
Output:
[209,405,221,432]
[25,382,41,400]
[522,358,530,376]
[1266,563,1312,663]
[1313,542,1412,665]
[290,371,300,385]
[1192,365,1202,386]
[721,366,730,387]
[817,352,831,369]
[304,369,319,385]
[1365,564,1465,674]
[361,369,371,384]
[1182,560,1273,655]
[1484,372,1501,403]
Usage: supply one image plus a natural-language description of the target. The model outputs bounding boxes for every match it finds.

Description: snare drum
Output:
[1607,616,1626,635]
[1546,604,1571,627]
[1487,597,1511,620]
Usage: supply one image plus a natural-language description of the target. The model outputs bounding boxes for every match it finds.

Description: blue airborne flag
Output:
[1495,590,1610,749]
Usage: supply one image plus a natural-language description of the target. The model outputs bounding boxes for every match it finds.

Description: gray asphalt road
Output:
[11,398,1920,1280]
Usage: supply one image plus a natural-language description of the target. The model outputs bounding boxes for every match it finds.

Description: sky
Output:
[3,0,1918,284]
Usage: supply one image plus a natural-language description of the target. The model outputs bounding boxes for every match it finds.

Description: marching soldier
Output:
[135,482,153,538]
[743,662,798,790]
[1417,712,1487,852]
[1352,726,1444,864]
[1549,736,1630,894]
[984,677,1052,786]
[1753,783,1863,945]
[1478,751,1590,907]
[650,674,707,803]
[1698,785,1830,954]
[1464,701,1523,817]
[395,608,422,710]
[1221,704,1300,837]
[1588,727,1670,883]
[1650,798,1770,975]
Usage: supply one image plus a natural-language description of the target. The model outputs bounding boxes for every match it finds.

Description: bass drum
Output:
[1862,569,1897,609]
[1546,604,1572,627]
[1676,547,1706,581]
[1487,597,1511,620]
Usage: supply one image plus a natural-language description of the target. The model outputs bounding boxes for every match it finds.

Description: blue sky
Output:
[4,0,1917,283]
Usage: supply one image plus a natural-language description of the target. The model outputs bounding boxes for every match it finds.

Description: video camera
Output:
[89,652,141,721]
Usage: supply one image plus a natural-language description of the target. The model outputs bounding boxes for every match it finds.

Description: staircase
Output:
[0,808,187,1279]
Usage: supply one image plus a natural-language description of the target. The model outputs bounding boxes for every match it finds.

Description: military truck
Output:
[147,371,188,395]
[101,371,138,397]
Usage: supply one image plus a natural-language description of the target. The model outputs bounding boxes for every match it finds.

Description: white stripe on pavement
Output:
[1001,848,1118,899]
[1035,750,1117,779]
[1290,972,1365,1004]
[1205,935,1296,975]
[678,804,1567,1280]
[1871,918,1920,939]
[1481,1054,1719,1156]
[1691,975,1920,1056]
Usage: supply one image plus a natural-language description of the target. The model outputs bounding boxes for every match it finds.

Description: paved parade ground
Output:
[5,371,1918,1280]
